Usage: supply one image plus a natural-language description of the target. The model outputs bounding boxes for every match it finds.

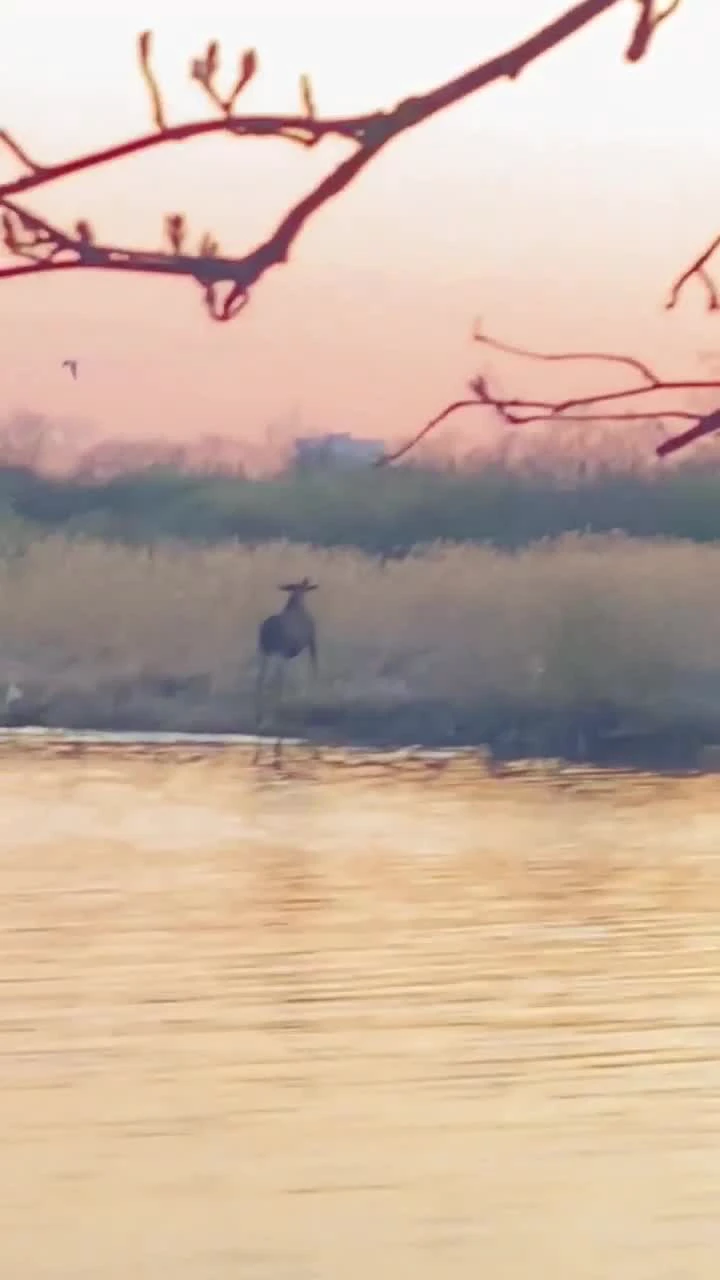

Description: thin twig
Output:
[0,129,45,174]
[667,236,720,312]
[473,322,661,386]
[138,31,167,131]
[625,0,683,62]
[379,401,482,465]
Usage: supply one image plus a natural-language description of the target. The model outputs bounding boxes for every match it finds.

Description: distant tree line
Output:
[2,453,720,554]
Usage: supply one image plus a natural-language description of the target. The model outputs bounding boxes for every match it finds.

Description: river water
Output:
[0,734,718,1278]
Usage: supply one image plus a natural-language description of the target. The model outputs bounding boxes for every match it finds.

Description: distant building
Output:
[293,433,384,473]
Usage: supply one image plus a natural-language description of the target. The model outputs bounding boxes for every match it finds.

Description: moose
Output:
[255,578,318,729]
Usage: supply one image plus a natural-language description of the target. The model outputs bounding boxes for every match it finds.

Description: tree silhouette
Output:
[2,0,715,459]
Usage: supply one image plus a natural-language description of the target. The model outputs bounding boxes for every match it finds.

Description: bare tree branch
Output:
[2,1,671,319]
[6,1,709,467]
[379,325,720,466]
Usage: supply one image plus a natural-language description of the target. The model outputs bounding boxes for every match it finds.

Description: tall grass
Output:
[3,533,720,757]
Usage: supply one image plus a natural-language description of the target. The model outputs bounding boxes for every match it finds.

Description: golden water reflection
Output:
[0,738,719,1278]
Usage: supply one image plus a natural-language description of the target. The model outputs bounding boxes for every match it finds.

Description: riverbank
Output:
[4,691,719,769]
[3,532,720,767]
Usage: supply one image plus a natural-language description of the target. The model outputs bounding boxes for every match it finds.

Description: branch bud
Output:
[300,74,316,118]
[165,213,186,254]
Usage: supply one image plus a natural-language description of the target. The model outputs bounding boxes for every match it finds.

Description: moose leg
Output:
[307,634,318,684]
[255,652,269,731]
[304,644,321,760]
[273,658,285,708]
[256,656,285,720]
[268,660,287,765]
[254,656,285,762]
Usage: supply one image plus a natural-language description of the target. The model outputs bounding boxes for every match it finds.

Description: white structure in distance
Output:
[292,433,385,473]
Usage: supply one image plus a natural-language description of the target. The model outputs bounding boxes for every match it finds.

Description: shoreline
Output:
[3,692,719,771]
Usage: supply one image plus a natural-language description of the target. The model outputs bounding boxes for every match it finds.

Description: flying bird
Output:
[62,359,78,380]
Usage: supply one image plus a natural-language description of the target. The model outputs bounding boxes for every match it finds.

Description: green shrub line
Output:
[3,460,720,551]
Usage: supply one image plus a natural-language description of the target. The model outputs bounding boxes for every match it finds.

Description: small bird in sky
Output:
[62,359,78,379]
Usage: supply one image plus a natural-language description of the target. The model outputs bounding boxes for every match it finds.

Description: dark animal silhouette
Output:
[255,578,318,727]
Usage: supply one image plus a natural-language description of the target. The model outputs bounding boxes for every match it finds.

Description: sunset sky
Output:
[2,0,720,457]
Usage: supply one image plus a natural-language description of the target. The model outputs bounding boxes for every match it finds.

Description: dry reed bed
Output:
[1,529,717,716]
[1,533,720,739]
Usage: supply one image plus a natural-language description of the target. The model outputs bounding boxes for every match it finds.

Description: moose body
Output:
[255,579,318,727]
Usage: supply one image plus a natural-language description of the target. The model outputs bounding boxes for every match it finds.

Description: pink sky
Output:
[2,0,720,456]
